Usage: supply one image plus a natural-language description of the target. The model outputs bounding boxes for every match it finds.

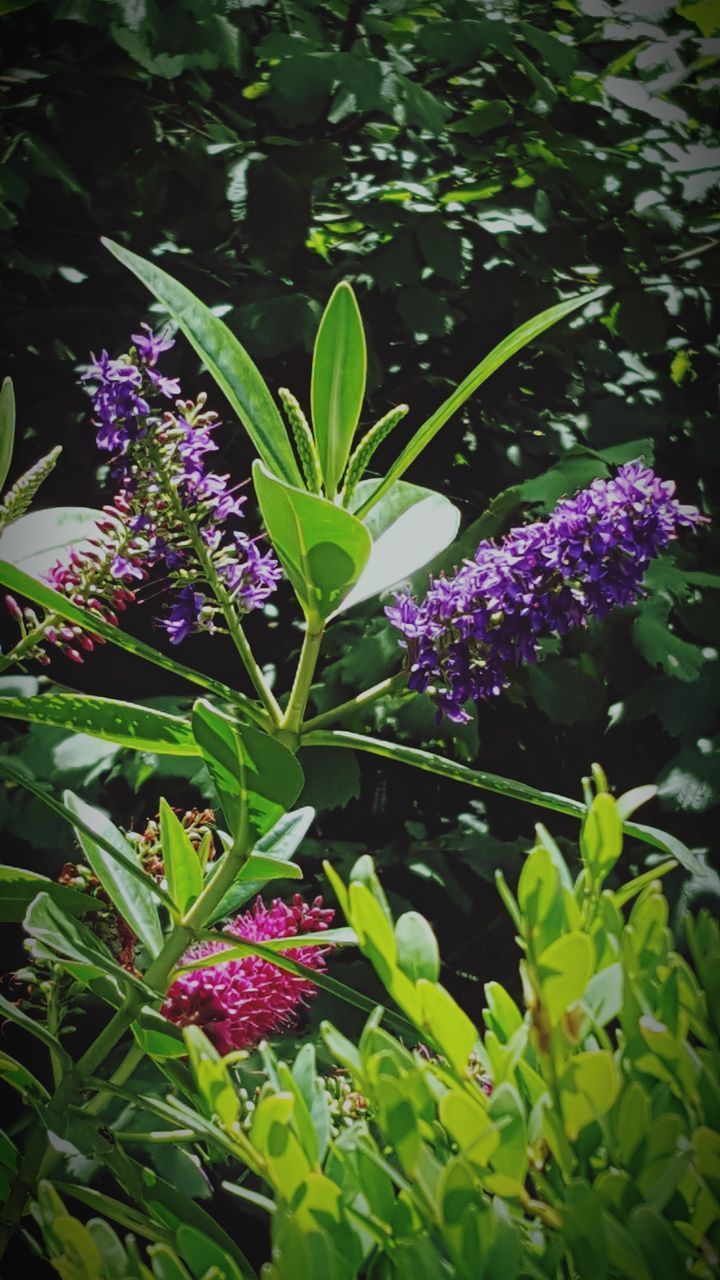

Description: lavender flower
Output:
[387,463,703,722]
[79,327,281,645]
[162,894,335,1055]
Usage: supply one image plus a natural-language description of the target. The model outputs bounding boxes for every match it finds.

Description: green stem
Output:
[0,622,48,674]
[281,624,324,735]
[301,670,408,732]
[45,977,64,1090]
[153,445,282,726]
[0,828,254,1257]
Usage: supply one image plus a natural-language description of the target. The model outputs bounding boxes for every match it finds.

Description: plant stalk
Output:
[281,623,324,735]
[301,670,407,732]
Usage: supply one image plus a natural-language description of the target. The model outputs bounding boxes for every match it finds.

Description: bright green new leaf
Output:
[175,1224,248,1280]
[102,238,301,487]
[207,806,313,922]
[311,282,366,498]
[487,1083,529,1182]
[536,932,596,1024]
[65,790,164,956]
[0,561,262,722]
[395,911,440,983]
[0,693,199,756]
[192,699,304,843]
[582,793,623,882]
[160,798,203,917]
[355,286,607,517]
[0,506,110,580]
[0,376,15,492]
[339,479,460,612]
[518,845,558,926]
[439,1090,499,1167]
[416,979,478,1074]
[559,1050,620,1140]
[253,460,371,623]
[183,1025,240,1133]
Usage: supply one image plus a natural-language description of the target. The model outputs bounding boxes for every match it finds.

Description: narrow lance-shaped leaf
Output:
[355,286,608,518]
[192,698,304,844]
[0,693,199,756]
[65,790,164,957]
[311,282,367,498]
[253,460,371,624]
[0,865,98,923]
[301,729,697,867]
[102,238,301,487]
[0,376,16,493]
[159,797,203,917]
[0,758,172,910]
[0,990,71,1065]
[0,561,265,725]
[24,892,152,997]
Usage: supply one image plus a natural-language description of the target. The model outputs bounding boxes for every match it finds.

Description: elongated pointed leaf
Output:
[24,892,151,996]
[0,506,111,580]
[0,865,97,922]
[253,460,371,623]
[0,693,199,755]
[0,377,15,492]
[65,791,164,956]
[159,797,203,917]
[355,286,608,517]
[0,990,70,1064]
[301,729,693,865]
[0,561,264,724]
[311,282,366,497]
[339,479,460,612]
[0,758,172,909]
[102,238,301,486]
[192,698,304,844]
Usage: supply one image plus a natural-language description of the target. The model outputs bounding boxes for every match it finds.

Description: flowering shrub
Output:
[0,252,710,1275]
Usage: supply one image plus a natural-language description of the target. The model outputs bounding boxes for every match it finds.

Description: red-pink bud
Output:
[60,626,75,642]
[4,595,23,621]
[77,634,94,652]
[62,646,84,664]
[44,626,58,643]
[35,650,51,666]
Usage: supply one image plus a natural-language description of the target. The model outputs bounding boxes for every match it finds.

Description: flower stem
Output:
[281,624,324,736]
[0,622,48,674]
[301,670,408,733]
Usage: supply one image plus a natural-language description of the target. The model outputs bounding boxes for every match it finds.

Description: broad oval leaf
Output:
[311,282,367,498]
[252,460,371,623]
[207,806,314,923]
[159,797,203,917]
[338,478,460,612]
[64,790,164,957]
[192,698,304,844]
[395,911,440,983]
[0,693,199,756]
[537,932,595,1025]
[0,376,15,493]
[102,238,301,487]
[0,506,111,580]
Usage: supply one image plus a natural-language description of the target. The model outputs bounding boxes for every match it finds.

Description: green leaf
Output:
[537,933,595,1024]
[192,698,304,843]
[340,479,460,612]
[23,892,151,995]
[303,730,688,865]
[0,1050,50,1102]
[0,864,97,922]
[0,758,172,909]
[65,790,164,956]
[148,1246,192,1280]
[559,1051,619,1140]
[518,845,558,926]
[0,506,109,580]
[0,376,15,492]
[102,238,301,487]
[416,980,477,1073]
[581,793,623,883]
[207,806,313,922]
[53,1183,170,1245]
[0,693,199,755]
[0,989,70,1064]
[355,287,607,517]
[311,282,367,498]
[159,798,203,917]
[252,460,371,623]
[439,1090,499,1167]
[0,561,263,723]
[395,912,440,983]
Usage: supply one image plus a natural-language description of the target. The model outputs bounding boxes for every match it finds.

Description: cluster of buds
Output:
[325,1070,370,1133]
[57,860,138,971]
[125,806,218,883]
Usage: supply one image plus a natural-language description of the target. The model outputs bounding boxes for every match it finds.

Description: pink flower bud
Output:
[4,595,23,621]
[62,646,84,664]
[77,634,94,652]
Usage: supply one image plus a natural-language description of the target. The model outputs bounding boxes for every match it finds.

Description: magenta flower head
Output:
[388,462,704,722]
[161,894,334,1055]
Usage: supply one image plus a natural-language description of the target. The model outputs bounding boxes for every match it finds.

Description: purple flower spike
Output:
[387,462,704,722]
[159,585,206,645]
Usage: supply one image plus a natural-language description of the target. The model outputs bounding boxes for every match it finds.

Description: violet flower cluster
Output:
[78,325,281,645]
[387,462,703,723]
[162,894,334,1055]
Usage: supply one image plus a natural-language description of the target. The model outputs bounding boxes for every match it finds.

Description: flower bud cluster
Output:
[387,462,704,722]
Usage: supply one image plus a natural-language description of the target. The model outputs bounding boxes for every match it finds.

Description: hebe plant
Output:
[0,243,711,1275]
